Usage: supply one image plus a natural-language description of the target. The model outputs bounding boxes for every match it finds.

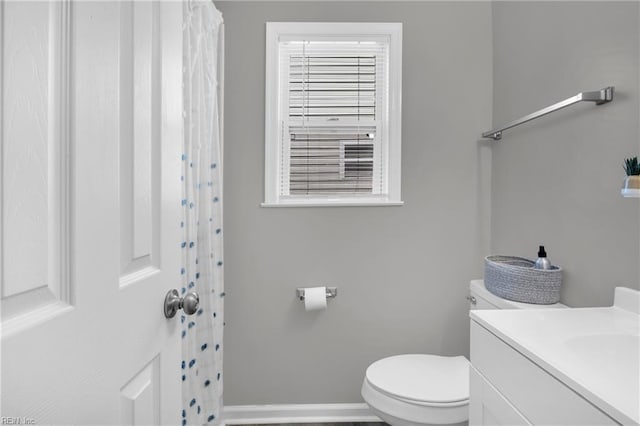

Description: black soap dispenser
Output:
[534,245,552,270]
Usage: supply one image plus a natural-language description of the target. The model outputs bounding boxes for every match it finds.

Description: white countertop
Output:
[470,288,640,425]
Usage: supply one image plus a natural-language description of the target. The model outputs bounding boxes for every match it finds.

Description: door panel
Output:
[119,0,162,284]
[1,2,183,424]
[1,0,72,336]
[120,356,161,426]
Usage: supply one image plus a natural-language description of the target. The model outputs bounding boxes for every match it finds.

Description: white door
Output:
[1,1,183,424]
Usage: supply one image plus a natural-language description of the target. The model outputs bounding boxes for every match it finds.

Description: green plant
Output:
[623,156,640,176]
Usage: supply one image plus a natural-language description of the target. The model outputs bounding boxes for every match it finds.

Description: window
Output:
[264,23,403,207]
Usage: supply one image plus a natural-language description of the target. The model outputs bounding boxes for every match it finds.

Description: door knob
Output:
[164,289,200,318]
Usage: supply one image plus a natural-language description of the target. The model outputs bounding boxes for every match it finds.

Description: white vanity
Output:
[470,287,640,425]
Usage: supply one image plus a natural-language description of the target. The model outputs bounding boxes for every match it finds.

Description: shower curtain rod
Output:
[482,86,614,140]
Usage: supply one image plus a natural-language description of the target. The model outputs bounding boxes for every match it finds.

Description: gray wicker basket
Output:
[484,255,562,304]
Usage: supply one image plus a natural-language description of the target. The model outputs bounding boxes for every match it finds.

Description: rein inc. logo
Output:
[1,418,35,425]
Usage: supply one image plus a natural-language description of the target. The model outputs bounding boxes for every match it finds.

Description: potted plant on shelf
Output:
[622,156,640,198]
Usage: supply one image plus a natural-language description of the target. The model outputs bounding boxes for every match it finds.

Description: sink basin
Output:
[566,333,639,365]
[565,333,640,391]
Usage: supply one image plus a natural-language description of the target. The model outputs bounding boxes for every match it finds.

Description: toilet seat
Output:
[361,354,469,425]
[366,354,469,405]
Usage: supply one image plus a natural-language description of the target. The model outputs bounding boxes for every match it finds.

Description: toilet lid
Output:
[365,354,469,404]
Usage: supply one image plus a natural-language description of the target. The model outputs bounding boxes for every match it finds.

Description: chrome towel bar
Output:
[482,86,614,140]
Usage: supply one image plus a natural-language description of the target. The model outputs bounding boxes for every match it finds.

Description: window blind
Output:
[288,127,375,194]
[279,40,388,197]
[288,55,376,119]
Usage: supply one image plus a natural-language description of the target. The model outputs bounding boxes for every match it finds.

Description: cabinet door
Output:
[471,322,618,425]
[470,366,531,426]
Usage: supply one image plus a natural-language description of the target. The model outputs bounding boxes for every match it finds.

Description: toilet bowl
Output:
[362,354,469,426]
[361,280,567,425]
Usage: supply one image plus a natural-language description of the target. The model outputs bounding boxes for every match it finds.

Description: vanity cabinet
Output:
[469,321,618,426]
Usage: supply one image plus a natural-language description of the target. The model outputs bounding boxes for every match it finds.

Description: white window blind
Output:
[288,128,376,194]
[280,40,388,198]
[264,23,403,207]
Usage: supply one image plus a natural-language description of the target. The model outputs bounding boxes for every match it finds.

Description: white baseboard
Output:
[222,403,383,424]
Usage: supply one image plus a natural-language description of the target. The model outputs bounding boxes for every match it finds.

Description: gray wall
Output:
[217,1,493,405]
[490,2,640,308]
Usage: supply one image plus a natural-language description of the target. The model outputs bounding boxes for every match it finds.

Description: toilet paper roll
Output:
[304,286,327,311]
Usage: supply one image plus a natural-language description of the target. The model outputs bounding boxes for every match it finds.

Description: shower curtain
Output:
[181,1,224,424]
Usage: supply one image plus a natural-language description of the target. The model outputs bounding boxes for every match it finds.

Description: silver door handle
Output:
[466,295,477,305]
[164,289,199,318]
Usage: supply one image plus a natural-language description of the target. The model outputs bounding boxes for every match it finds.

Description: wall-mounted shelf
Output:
[482,86,614,141]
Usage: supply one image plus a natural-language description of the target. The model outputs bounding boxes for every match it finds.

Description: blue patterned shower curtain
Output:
[181,1,224,424]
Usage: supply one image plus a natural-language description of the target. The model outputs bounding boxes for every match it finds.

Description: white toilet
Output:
[361,279,566,426]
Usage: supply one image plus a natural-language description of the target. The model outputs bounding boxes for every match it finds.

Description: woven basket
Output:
[484,255,562,304]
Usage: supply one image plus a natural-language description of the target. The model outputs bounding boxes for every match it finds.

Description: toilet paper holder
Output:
[296,287,338,301]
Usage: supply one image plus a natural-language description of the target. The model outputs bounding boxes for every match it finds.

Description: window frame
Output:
[263,22,403,207]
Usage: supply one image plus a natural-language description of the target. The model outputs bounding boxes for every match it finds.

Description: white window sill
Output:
[261,200,404,208]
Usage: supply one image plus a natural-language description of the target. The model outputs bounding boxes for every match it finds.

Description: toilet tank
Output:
[469,279,567,310]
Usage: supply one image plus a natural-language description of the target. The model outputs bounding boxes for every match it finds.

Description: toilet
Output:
[361,279,567,426]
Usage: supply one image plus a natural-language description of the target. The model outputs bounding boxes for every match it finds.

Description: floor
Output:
[238,423,388,426]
